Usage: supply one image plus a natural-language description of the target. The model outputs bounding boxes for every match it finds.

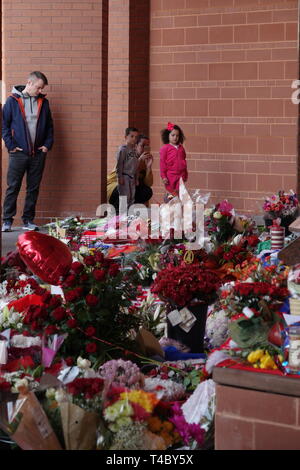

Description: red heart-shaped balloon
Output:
[17,232,72,285]
[268,322,283,347]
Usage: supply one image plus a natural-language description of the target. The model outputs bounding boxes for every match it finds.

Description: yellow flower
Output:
[247,349,265,363]
[259,353,277,370]
[120,390,159,413]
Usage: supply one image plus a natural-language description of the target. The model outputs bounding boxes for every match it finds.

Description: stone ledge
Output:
[213,366,300,397]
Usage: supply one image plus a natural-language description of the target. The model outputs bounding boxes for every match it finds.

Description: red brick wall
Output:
[107,0,150,173]
[149,0,299,212]
[2,0,108,225]
[215,383,300,450]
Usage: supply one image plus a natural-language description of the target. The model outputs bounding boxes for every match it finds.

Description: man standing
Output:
[2,71,54,232]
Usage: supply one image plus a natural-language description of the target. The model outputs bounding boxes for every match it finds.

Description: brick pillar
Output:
[2,0,109,223]
[107,0,150,172]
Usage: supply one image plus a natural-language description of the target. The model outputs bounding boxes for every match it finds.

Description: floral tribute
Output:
[1,251,142,366]
[263,190,298,219]
[204,200,236,244]
[151,263,221,309]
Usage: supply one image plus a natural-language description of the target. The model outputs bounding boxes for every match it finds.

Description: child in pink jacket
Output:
[159,122,188,200]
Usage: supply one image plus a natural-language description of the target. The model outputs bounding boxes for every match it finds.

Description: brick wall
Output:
[149,0,299,212]
[2,0,108,225]
[107,0,150,173]
[215,383,300,450]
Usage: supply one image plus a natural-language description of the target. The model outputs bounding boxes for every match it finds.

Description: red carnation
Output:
[85,326,96,337]
[86,294,99,307]
[92,269,106,281]
[86,342,97,353]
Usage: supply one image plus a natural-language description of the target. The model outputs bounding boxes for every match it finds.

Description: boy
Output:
[116,127,139,207]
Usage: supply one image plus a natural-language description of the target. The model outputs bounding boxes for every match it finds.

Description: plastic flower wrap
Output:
[44,376,105,450]
[219,273,289,350]
[143,377,186,401]
[205,305,230,349]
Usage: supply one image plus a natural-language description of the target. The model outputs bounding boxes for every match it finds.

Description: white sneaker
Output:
[22,221,39,231]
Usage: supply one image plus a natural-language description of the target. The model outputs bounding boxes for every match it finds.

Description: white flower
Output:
[77,356,91,369]
[55,389,66,403]
[213,211,222,219]
[12,378,29,393]
[46,388,57,400]
[204,208,213,217]
[232,234,243,245]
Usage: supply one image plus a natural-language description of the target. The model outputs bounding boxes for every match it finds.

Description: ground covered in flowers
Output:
[0,194,300,450]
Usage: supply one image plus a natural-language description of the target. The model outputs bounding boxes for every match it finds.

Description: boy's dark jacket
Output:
[2,85,54,155]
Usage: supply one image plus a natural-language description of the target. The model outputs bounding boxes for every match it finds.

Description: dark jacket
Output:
[2,85,54,155]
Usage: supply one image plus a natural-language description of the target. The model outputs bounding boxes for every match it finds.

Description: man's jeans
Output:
[3,150,46,223]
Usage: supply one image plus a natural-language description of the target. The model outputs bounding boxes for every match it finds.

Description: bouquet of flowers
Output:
[204,200,236,244]
[263,190,298,219]
[263,190,299,234]
[151,263,221,308]
[102,386,166,450]
[220,278,289,350]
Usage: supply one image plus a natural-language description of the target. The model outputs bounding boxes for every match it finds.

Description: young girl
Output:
[159,122,188,200]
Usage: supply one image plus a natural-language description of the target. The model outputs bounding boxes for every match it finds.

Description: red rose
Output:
[80,274,89,283]
[52,307,67,321]
[92,269,106,281]
[67,318,78,328]
[94,252,104,263]
[108,263,120,277]
[45,325,58,336]
[0,379,11,392]
[86,294,99,307]
[48,295,62,308]
[71,261,84,274]
[42,291,52,303]
[85,326,96,337]
[84,255,96,266]
[64,287,83,302]
[86,342,97,353]
[63,274,77,288]
[65,357,74,366]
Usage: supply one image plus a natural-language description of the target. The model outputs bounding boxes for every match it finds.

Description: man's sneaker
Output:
[22,221,39,231]
[2,222,12,232]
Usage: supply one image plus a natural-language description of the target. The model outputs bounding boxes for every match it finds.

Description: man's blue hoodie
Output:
[2,85,54,156]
